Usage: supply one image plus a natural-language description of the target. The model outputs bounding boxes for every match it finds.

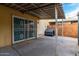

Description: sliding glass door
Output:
[12,16,36,43]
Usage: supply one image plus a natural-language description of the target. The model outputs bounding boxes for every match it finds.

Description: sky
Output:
[63,3,79,20]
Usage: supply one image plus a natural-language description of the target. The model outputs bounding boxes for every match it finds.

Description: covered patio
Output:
[0,3,78,56]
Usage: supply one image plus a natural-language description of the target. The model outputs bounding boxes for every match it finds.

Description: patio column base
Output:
[75,46,79,56]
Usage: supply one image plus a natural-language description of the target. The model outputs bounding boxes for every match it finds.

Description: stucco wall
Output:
[0,5,39,48]
[37,20,49,37]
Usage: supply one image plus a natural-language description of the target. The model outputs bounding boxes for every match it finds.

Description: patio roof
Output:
[2,3,65,19]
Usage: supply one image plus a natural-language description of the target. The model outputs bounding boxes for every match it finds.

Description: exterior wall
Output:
[37,20,49,37]
[0,5,39,48]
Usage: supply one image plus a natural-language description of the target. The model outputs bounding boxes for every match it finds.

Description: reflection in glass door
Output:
[29,20,35,38]
[24,20,29,39]
[14,17,24,41]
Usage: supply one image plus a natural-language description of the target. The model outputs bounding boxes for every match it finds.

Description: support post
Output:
[62,19,64,36]
[75,12,79,56]
[77,12,79,46]
[55,6,58,38]
[55,5,58,56]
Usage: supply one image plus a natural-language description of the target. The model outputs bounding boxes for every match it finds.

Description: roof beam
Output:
[28,3,55,11]
[31,3,52,18]
[18,3,30,7]
[56,4,65,19]
[28,11,41,18]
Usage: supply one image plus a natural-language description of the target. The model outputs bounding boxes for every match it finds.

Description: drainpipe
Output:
[55,5,58,56]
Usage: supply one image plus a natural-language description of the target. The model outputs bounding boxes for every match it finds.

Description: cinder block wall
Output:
[0,5,39,48]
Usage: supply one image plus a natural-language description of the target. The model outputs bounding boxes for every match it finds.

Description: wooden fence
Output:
[49,22,78,38]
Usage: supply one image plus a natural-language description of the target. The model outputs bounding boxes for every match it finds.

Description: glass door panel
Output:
[29,20,35,38]
[14,17,24,41]
[24,20,29,39]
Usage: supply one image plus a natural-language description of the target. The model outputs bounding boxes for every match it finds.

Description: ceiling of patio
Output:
[2,3,65,19]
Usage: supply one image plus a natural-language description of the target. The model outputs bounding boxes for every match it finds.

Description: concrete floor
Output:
[0,36,78,56]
